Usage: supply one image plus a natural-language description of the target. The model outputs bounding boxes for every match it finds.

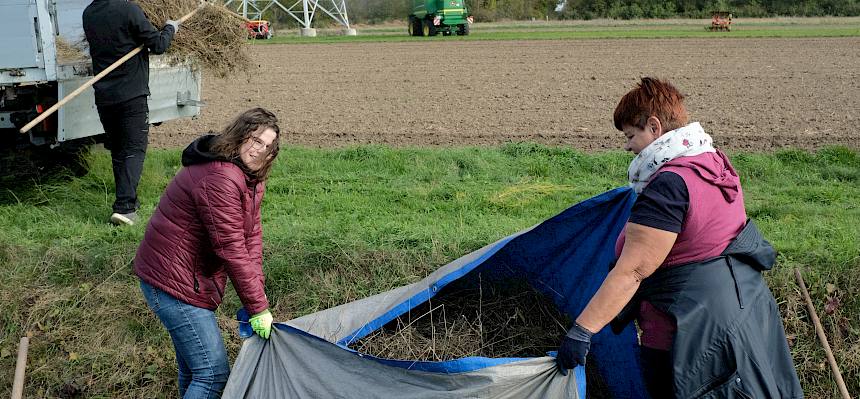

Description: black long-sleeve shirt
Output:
[629,171,689,233]
[83,0,175,106]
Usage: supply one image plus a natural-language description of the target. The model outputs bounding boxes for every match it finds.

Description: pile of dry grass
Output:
[136,0,250,77]
[351,280,570,361]
[55,37,89,64]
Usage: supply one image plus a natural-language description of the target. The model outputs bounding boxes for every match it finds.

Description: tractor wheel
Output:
[427,18,438,36]
[409,16,422,36]
[422,20,430,36]
[414,18,425,36]
[412,18,424,36]
[457,23,470,36]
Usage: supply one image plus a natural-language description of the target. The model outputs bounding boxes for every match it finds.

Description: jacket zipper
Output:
[726,257,745,309]
[251,182,258,230]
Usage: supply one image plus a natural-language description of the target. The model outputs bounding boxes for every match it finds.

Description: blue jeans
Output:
[140,280,230,399]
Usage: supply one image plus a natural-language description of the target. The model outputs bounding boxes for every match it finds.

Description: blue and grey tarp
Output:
[223,187,648,398]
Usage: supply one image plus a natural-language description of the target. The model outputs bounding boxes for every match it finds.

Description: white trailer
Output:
[0,0,201,170]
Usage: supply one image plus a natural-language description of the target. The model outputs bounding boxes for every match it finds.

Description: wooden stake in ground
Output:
[11,337,29,399]
[794,268,852,399]
[18,3,205,135]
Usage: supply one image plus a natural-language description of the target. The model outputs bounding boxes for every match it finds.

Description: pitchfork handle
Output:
[795,268,852,399]
[11,337,29,399]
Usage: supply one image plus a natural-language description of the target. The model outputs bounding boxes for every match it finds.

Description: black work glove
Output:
[556,322,593,376]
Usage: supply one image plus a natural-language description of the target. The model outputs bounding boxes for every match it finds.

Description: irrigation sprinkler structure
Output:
[223,0,356,36]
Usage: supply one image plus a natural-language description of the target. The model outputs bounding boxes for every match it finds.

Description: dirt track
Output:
[150,37,860,151]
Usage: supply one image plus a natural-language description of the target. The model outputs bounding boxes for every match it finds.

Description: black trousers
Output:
[641,346,675,398]
[96,95,149,214]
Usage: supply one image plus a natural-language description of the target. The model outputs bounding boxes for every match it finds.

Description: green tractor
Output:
[408,0,473,36]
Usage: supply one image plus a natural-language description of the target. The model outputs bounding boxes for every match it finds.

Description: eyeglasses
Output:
[249,136,267,151]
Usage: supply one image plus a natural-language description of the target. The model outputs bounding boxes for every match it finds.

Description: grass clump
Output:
[0,145,857,398]
[257,17,860,44]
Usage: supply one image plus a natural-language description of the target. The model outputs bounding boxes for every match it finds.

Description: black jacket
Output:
[613,220,803,398]
[83,0,175,106]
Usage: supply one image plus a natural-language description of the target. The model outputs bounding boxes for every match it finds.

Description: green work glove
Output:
[249,309,273,339]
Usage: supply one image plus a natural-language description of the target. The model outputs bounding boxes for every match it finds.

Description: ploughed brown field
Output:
[150,37,860,151]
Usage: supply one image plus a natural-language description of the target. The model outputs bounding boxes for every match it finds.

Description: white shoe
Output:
[110,212,138,226]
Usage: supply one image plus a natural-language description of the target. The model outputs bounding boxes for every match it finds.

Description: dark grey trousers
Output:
[96,95,149,214]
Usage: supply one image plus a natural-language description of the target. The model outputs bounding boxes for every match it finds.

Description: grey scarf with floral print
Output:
[627,122,716,193]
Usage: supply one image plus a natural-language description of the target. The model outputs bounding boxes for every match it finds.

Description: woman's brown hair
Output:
[210,107,281,181]
[613,77,688,133]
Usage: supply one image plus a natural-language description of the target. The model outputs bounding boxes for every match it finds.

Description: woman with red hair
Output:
[556,78,802,398]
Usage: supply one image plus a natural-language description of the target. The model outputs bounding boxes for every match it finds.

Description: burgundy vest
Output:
[615,151,746,350]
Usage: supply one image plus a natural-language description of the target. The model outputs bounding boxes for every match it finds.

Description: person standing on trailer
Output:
[83,0,180,226]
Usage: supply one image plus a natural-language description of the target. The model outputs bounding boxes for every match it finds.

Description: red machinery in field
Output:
[707,11,732,31]
[246,20,272,39]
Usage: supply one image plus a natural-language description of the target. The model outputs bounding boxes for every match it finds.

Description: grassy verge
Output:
[0,145,857,398]
[253,17,860,44]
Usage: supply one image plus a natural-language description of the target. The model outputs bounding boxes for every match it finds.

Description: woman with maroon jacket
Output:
[134,108,280,399]
[555,78,801,398]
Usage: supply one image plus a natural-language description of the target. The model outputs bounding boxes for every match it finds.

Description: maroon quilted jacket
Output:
[134,135,269,314]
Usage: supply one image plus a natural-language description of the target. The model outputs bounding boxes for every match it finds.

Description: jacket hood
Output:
[664,150,741,202]
[721,219,776,271]
[181,134,227,167]
[181,134,261,183]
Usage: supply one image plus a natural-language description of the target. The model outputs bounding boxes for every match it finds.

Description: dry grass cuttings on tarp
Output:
[351,279,570,361]
[136,0,250,77]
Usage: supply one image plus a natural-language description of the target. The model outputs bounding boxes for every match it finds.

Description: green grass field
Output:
[0,145,858,397]
[252,17,860,44]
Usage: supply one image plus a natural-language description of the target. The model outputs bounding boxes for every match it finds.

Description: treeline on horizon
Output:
[297,0,860,25]
[552,0,860,20]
